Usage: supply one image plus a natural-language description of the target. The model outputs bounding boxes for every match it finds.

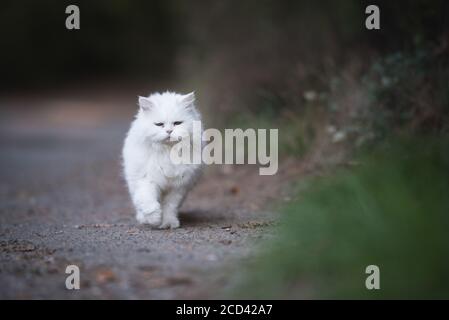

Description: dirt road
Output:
[0,95,284,299]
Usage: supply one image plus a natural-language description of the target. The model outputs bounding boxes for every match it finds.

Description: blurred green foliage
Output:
[236,137,449,299]
[179,0,448,150]
[348,45,449,146]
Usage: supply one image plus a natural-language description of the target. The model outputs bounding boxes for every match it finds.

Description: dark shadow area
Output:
[178,209,229,227]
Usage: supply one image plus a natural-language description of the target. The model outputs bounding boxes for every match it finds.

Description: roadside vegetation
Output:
[235,137,449,298]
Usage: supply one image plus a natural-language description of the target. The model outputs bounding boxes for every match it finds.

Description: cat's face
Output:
[137,92,200,144]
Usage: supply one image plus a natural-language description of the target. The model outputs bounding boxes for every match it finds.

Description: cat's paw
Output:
[136,206,162,227]
[158,216,180,229]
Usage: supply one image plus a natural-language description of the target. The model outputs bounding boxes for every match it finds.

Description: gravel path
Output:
[0,99,280,299]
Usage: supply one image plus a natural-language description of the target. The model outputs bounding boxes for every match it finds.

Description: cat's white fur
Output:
[122,91,202,229]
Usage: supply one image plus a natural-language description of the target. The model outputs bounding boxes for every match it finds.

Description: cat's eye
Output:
[154,122,164,127]
[173,121,183,126]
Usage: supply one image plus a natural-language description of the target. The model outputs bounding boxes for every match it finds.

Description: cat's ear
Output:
[180,92,195,108]
[138,96,154,111]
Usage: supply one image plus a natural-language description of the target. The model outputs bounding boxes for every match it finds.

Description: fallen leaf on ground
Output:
[126,228,140,235]
[230,186,239,195]
[166,276,193,286]
[95,268,117,284]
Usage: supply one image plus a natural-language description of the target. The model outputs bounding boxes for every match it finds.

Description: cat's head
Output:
[136,91,200,144]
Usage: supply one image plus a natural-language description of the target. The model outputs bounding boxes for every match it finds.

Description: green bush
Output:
[360,48,449,139]
[237,137,449,299]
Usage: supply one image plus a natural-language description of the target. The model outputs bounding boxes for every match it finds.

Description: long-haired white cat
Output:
[122,91,202,229]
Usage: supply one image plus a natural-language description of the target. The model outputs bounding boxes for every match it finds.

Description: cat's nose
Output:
[166,129,173,134]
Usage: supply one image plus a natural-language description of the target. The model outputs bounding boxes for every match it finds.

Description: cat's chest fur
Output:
[143,145,197,187]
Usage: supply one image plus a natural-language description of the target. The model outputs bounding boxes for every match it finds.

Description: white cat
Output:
[122,91,202,229]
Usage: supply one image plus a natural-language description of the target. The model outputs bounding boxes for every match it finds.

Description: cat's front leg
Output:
[132,180,162,227]
[159,188,186,229]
